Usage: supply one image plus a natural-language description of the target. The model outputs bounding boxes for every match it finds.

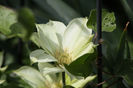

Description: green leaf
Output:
[65,51,96,78]
[18,8,35,39]
[125,40,131,59]
[0,5,17,35]
[102,29,122,74]
[8,23,27,39]
[116,59,133,75]
[124,72,133,86]
[87,9,116,32]
[128,40,133,59]
[14,66,46,88]
[120,0,133,22]
[115,24,128,66]
[116,30,126,58]
[87,9,96,31]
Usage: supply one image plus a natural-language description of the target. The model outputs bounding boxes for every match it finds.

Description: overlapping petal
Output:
[14,66,46,88]
[76,42,96,59]
[30,49,57,64]
[36,21,66,55]
[63,18,93,61]
[35,17,95,65]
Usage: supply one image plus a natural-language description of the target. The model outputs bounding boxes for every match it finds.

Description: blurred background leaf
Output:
[0,5,17,35]
[87,9,116,32]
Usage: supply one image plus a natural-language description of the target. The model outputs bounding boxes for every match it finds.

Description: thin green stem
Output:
[62,72,66,87]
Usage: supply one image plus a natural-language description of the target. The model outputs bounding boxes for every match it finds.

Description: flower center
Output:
[54,49,72,65]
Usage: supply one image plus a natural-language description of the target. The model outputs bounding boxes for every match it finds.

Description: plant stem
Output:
[96,75,116,87]
[62,72,66,87]
[96,0,102,88]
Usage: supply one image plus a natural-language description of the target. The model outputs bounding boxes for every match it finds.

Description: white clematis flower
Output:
[31,18,95,65]
[15,63,96,88]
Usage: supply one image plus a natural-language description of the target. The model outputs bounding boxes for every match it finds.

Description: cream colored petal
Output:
[71,75,96,88]
[38,62,63,76]
[63,18,93,59]
[48,21,66,48]
[30,32,41,47]
[38,62,63,88]
[36,21,66,55]
[14,66,46,88]
[48,21,66,37]
[76,42,96,59]
[30,49,57,64]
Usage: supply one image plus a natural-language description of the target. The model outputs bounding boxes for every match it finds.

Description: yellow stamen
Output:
[54,49,72,65]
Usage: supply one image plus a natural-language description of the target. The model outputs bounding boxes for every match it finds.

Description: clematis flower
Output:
[15,63,96,88]
[30,18,95,66]
[15,18,97,88]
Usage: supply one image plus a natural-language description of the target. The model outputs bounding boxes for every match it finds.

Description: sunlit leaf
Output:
[87,9,116,32]
[0,5,17,35]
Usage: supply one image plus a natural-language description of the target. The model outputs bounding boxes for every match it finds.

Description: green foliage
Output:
[124,72,133,86]
[18,8,36,40]
[9,23,27,39]
[102,23,133,87]
[87,9,116,32]
[0,6,35,41]
[0,5,17,35]
[65,51,96,78]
